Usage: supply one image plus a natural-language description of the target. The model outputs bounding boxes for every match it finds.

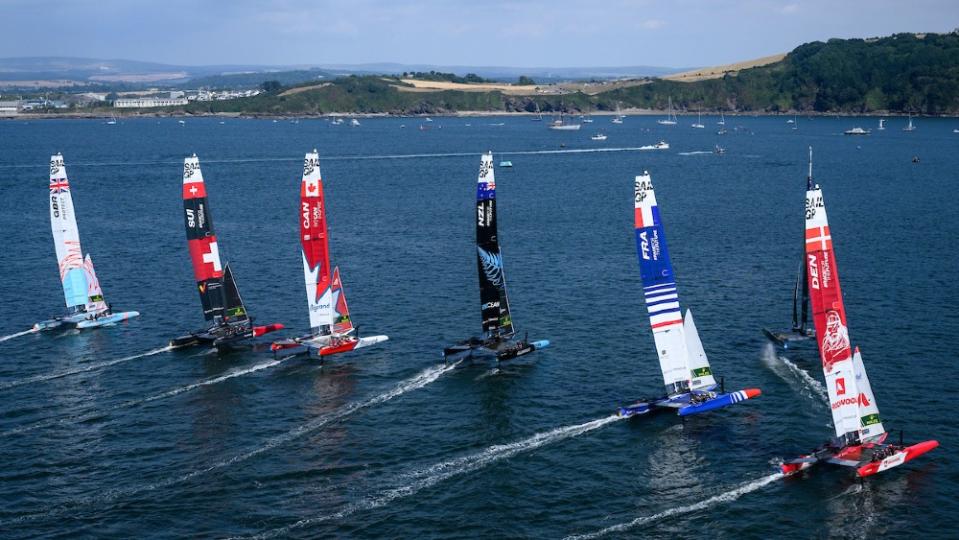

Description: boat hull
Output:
[75,311,140,329]
[781,439,939,477]
[762,327,815,347]
[170,321,283,351]
[618,388,760,418]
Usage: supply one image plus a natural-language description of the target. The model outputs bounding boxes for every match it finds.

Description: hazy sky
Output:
[2,0,956,68]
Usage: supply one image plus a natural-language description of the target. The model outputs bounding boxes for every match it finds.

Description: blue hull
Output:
[677,389,760,417]
[75,311,140,329]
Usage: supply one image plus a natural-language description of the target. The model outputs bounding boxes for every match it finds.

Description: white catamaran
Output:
[34,154,140,331]
[270,150,388,357]
[618,172,760,417]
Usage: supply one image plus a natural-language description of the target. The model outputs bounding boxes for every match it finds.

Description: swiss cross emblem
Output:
[203,241,222,272]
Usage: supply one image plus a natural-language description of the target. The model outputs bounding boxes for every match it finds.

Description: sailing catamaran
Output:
[618,172,760,417]
[763,148,817,347]
[443,152,549,361]
[781,149,937,477]
[169,155,283,350]
[270,151,388,357]
[34,154,140,331]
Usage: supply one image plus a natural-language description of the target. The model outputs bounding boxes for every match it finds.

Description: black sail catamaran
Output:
[169,155,283,350]
[763,148,816,347]
[443,152,549,361]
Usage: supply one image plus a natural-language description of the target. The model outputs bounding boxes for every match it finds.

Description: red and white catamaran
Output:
[270,150,388,357]
[782,148,938,477]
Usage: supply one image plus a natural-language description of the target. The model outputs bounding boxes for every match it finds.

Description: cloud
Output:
[640,19,666,30]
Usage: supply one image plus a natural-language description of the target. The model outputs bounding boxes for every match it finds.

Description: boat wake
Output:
[759,343,828,406]
[1,355,295,437]
[0,328,38,343]
[0,345,172,391]
[677,151,713,156]
[249,415,622,539]
[0,361,459,526]
[564,472,784,540]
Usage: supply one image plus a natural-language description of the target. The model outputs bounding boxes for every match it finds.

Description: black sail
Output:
[221,263,249,323]
[475,152,514,337]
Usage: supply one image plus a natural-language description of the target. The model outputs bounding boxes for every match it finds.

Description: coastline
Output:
[1,109,950,121]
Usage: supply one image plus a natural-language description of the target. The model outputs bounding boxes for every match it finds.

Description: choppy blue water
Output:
[0,115,956,539]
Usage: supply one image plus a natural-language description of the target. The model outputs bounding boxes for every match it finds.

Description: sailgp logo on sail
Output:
[303,155,318,177]
[183,161,198,180]
[479,159,492,179]
[477,247,505,287]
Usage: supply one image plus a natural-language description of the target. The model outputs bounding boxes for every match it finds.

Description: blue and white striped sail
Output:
[633,172,714,394]
[49,154,88,311]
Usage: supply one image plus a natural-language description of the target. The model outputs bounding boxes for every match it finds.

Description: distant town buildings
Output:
[0,100,19,115]
[114,97,189,108]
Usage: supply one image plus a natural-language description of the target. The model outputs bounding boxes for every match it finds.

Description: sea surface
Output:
[0,115,956,539]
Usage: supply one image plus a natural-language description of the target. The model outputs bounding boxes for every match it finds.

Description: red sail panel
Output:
[183,155,225,321]
[301,151,333,331]
[805,185,859,440]
[331,266,353,334]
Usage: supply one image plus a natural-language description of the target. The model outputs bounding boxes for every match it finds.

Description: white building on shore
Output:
[114,97,188,108]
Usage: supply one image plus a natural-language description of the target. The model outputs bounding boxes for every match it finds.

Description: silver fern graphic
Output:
[477,247,505,287]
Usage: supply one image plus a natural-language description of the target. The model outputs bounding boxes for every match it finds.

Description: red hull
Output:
[253,323,284,337]
[856,440,939,477]
[318,339,359,356]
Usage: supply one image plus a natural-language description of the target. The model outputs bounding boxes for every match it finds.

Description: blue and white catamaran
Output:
[618,172,760,417]
[34,154,139,331]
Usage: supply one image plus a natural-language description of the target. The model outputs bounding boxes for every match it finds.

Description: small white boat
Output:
[106,116,117,125]
[639,140,669,150]
[903,115,916,132]
[953,128,959,133]
[177,120,186,125]
[713,144,725,155]
[611,116,624,124]
[350,118,361,127]
[499,161,513,168]
[878,118,886,130]
[691,111,705,129]
[591,133,607,141]
[657,97,677,125]
[844,127,870,135]
[548,116,581,131]
[424,117,433,122]
[717,112,725,126]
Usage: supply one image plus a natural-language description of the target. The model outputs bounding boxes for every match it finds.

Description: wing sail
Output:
[300,151,334,334]
[634,173,690,394]
[49,154,88,312]
[476,152,514,337]
[182,155,226,322]
[805,183,860,441]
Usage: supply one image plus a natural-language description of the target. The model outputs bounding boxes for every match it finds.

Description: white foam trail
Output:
[252,415,622,539]
[779,356,829,404]
[1,356,294,437]
[677,151,713,156]
[0,328,38,343]
[759,344,828,406]
[1,361,459,526]
[0,146,665,172]
[0,345,172,391]
[564,473,784,540]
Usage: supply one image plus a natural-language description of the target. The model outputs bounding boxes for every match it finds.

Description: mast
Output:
[476,152,514,338]
[182,155,227,323]
[634,172,692,395]
[804,163,860,443]
[795,146,813,332]
[49,153,88,313]
[300,150,334,335]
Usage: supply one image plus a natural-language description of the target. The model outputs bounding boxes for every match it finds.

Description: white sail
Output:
[683,310,717,390]
[82,255,108,314]
[49,153,88,311]
[852,347,885,441]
